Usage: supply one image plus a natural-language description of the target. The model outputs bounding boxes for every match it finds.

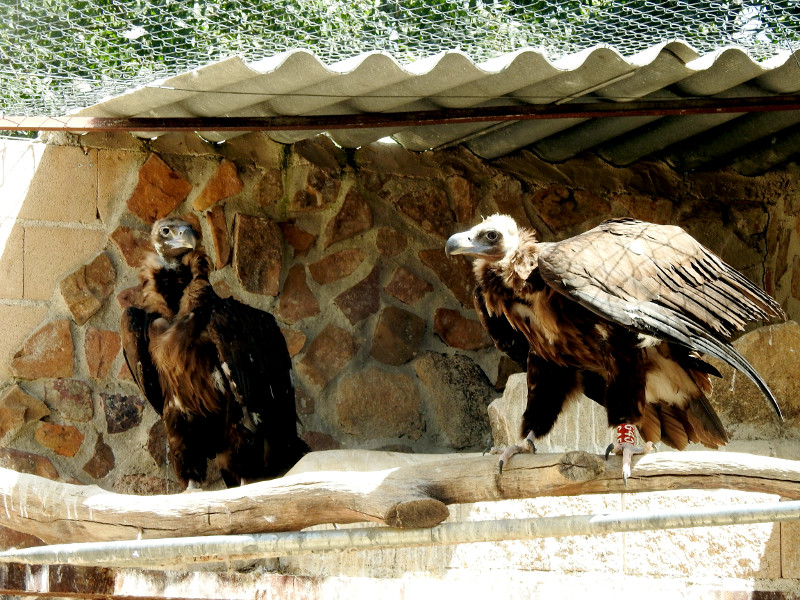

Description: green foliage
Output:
[0,0,798,120]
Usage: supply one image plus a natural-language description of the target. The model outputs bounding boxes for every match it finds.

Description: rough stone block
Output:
[9,319,74,380]
[34,422,84,457]
[110,225,154,268]
[85,327,121,380]
[0,447,59,480]
[116,285,144,310]
[100,393,145,434]
[334,266,381,325]
[415,352,496,449]
[287,164,342,213]
[147,420,168,468]
[113,474,170,495]
[279,222,316,257]
[370,306,426,366]
[278,265,320,324]
[531,185,609,234]
[82,434,115,479]
[59,253,116,325]
[233,214,283,296]
[43,378,94,423]
[23,226,107,301]
[302,431,342,451]
[376,227,407,258]
[488,373,610,453]
[434,308,492,350]
[297,325,355,389]
[0,384,50,440]
[491,177,530,228]
[707,321,800,440]
[126,154,192,224]
[385,267,433,305]
[0,525,44,551]
[395,186,455,239]
[280,328,307,357]
[325,188,373,247]
[419,249,474,307]
[309,249,365,284]
[205,205,231,269]
[192,158,243,211]
[782,519,800,578]
[448,175,478,224]
[336,367,423,439]
[18,146,98,224]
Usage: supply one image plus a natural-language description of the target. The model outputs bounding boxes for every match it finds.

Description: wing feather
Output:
[120,307,165,415]
[538,218,784,418]
[206,297,308,475]
[473,286,530,367]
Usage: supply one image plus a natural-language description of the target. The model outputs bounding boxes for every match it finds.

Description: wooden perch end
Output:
[1,449,800,546]
[385,498,450,529]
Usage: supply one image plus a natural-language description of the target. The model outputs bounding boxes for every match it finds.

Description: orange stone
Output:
[34,422,84,457]
[192,158,243,211]
[59,253,116,326]
[233,214,283,296]
[281,328,307,357]
[308,249,365,285]
[297,325,355,389]
[280,222,316,257]
[0,385,50,439]
[434,308,492,350]
[9,320,74,379]
[110,226,154,268]
[205,205,231,269]
[127,154,192,224]
[85,327,121,379]
[278,265,320,324]
[0,448,59,480]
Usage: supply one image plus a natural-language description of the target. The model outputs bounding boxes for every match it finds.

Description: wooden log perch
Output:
[2,449,800,545]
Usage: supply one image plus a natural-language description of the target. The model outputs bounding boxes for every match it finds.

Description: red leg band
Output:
[616,423,635,445]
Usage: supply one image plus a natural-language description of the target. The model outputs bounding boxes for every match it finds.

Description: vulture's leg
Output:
[492,361,581,473]
[604,424,653,485]
[490,431,536,473]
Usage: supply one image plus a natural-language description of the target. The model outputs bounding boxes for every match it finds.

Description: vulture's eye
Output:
[486,230,499,242]
[160,227,171,236]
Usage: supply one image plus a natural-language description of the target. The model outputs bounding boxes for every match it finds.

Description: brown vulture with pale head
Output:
[121,217,309,489]
[446,214,784,480]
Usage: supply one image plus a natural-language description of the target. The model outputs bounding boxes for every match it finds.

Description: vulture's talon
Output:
[604,443,615,460]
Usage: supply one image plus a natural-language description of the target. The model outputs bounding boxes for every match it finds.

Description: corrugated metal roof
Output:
[73,43,800,173]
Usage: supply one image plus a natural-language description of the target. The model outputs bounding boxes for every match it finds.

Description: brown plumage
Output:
[446,215,784,463]
[121,217,309,489]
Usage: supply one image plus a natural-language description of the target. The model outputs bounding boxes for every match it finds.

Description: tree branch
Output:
[1,450,799,545]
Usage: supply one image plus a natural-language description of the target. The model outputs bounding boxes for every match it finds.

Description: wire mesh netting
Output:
[1,0,799,119]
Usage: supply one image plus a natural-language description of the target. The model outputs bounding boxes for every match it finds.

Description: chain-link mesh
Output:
[1,1,799,119]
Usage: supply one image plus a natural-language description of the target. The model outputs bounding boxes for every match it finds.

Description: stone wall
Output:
[0,131,799,585]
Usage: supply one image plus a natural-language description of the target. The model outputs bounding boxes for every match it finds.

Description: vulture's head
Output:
[445,214,520,261]
[151,217,198,265]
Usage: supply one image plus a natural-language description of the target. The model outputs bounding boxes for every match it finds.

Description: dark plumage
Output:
[121,217,309,489]
[446,214,784,476]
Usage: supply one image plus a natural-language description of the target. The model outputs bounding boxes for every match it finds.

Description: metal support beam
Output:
[1,500,799,570]
[3,95,800,133]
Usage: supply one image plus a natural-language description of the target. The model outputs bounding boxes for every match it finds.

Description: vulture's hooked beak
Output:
[165,226,197,250]
[446,230,488,258]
